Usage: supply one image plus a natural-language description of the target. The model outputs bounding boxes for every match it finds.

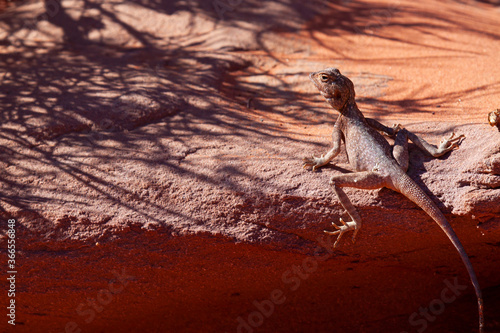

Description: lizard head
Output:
[309,68,355,112]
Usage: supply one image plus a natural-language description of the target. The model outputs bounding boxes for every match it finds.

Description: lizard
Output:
[303,68,484,332]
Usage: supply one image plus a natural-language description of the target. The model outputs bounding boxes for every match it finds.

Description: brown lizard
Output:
[303,68,483,332]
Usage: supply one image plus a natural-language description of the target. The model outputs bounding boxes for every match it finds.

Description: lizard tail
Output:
[394,172,484,332]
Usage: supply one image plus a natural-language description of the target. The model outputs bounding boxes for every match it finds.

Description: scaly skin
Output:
[303,68,483,332]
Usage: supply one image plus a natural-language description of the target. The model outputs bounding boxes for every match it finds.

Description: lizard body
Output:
[304,68,483,332]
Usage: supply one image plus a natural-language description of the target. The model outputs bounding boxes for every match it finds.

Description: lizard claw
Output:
[324,217,359,248]
[438,132,465,153]
[390,123,403,136]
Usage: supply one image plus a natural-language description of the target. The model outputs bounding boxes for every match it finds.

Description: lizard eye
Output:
[320,74,329,82]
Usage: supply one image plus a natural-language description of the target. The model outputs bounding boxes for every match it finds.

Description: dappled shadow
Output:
[304,0,500,57]
[0,0,499,226]
[469,0,500,6]
[0,4,498,333]
[357,80,500,119]
[0,0,332,222]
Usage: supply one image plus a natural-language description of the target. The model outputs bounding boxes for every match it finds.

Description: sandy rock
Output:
[0,0,499,332]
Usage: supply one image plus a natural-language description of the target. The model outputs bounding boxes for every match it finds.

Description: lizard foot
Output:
[324,217,359,248]
[390,123,403,136]
[436,132,465,155]
[303,155,329,171]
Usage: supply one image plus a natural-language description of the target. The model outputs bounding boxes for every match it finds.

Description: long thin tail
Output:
[395,172,484,332]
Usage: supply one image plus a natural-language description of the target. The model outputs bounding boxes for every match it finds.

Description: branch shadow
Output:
[0,0,498,229]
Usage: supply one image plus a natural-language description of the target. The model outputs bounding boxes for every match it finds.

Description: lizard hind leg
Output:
[326,185,363,247]
[327,172,387,247]
[393,127,410,172]
[400,128,465,158]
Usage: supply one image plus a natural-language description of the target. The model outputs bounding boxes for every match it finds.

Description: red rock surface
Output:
[1,0,500,332]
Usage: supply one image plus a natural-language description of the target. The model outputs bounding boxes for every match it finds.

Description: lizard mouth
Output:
[320,91,333,99]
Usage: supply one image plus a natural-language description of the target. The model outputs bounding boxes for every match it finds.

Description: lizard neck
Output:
[339,100,364,121]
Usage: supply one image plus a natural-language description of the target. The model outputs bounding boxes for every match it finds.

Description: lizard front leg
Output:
[327,171,387,247]
[303,121,342,171]
[366,118,402,137]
